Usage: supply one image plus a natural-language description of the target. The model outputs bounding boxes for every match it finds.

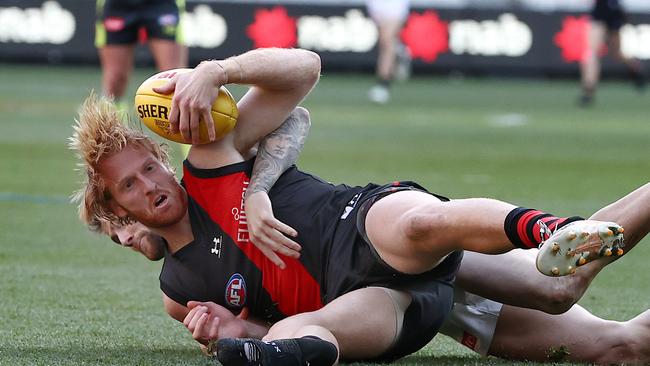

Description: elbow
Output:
[300,49,321,85]
[292,106,312,129]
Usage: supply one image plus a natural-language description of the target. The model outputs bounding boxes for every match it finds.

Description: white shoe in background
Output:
[368,85,390,104]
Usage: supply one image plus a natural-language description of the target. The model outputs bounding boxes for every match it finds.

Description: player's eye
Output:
[110,235,121,245]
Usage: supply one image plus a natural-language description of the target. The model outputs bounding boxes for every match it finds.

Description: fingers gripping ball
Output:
[134,68,238,144]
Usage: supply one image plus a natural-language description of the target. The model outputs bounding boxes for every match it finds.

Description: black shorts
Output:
[592,0,626,31]
[327,181,462,362]
[95,0,184,46]
[267,170,461,361]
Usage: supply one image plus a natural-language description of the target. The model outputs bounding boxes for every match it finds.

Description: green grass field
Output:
[0,64,648,365]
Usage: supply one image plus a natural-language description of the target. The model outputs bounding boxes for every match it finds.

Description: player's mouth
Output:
[154,194,168,208]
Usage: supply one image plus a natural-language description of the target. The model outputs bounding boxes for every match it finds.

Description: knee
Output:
[265,312,323,341]
[265,320,294,341]
[400,208,443,240]
[536,280,582,315]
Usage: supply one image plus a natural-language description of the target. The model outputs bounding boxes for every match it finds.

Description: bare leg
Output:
[375,19,402,82]
[148,38,186,71]
[456,182,650,314]
[581,181,650,271]
[456,250,589,314]
[367,5,407,104]
[608,31,644,75]
[264,287,409,361]
[580,21,606,104]
[365,191,515,273]
[490,304,650,364]
[98,44,136,100]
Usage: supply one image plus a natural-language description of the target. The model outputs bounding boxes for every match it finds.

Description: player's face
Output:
[102,221,165,261]
[97,143,187,228]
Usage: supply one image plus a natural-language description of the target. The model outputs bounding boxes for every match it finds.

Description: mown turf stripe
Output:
[0,192,69,205]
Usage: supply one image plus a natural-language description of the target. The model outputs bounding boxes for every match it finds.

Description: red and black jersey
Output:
[160,158,364,321]
[160,158,462,360]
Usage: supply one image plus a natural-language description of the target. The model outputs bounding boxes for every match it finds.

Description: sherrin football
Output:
[134,68,238,144]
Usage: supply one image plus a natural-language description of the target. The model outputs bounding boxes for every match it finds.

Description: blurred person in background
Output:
[579,0,646,106]
[95,0,188,113]
[366,0,412,104]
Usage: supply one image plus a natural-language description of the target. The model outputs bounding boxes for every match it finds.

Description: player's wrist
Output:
[197,60,229,86]
[220,58,244,84]
[244,187,270,201]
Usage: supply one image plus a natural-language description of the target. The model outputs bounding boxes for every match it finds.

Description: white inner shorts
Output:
[439,288,503,356]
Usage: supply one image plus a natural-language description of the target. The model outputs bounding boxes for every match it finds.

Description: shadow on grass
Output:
[348,354,562,366]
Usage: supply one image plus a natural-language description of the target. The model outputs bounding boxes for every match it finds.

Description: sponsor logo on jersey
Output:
[225,273,246,307]
[340,193,362,220]
[232,180,250,243]
[211,236,222,258]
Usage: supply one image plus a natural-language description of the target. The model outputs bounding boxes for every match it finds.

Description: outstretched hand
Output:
[245,191,301,269]
[183,301,248,344]
[153,62,227,144]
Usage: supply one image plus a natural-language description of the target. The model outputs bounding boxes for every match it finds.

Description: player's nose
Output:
[116,230,134,247]
[141,175,157,193]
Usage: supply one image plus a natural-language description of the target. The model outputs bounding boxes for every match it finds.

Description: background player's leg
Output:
[579,21,606,106]
[148,38,186,71]
[607,31,646,90]
[489,304,650,364]
[99,44,136,101]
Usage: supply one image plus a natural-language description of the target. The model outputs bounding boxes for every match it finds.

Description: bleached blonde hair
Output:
[69,92,172,231]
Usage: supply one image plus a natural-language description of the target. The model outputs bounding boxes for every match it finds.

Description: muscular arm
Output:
[158,48,320,169]
[247,106,310,197]
[162,293,270,343]
[244,107,311,268]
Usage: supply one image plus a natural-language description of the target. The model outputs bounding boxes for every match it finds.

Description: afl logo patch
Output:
[225,273,246,308]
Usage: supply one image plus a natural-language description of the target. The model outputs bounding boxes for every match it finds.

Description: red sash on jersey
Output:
[183,164,324,316]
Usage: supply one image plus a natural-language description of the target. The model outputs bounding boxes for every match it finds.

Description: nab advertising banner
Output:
[1,0,650,74]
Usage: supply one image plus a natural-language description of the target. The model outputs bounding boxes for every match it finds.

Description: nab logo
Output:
[225,273,247,308]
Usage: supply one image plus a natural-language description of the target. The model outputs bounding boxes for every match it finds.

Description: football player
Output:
[72,47,644,365]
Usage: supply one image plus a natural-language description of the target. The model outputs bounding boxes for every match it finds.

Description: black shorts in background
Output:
[95,0,183,46]
[592,0,626,31]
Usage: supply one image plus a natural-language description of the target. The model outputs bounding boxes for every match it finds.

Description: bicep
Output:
[162,292,189,322]
[232,86,310,154]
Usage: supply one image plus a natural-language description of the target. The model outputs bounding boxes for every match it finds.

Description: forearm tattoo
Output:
[247,110,310,197]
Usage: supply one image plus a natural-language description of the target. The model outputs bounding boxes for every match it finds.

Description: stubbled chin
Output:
[144,191,187,228]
